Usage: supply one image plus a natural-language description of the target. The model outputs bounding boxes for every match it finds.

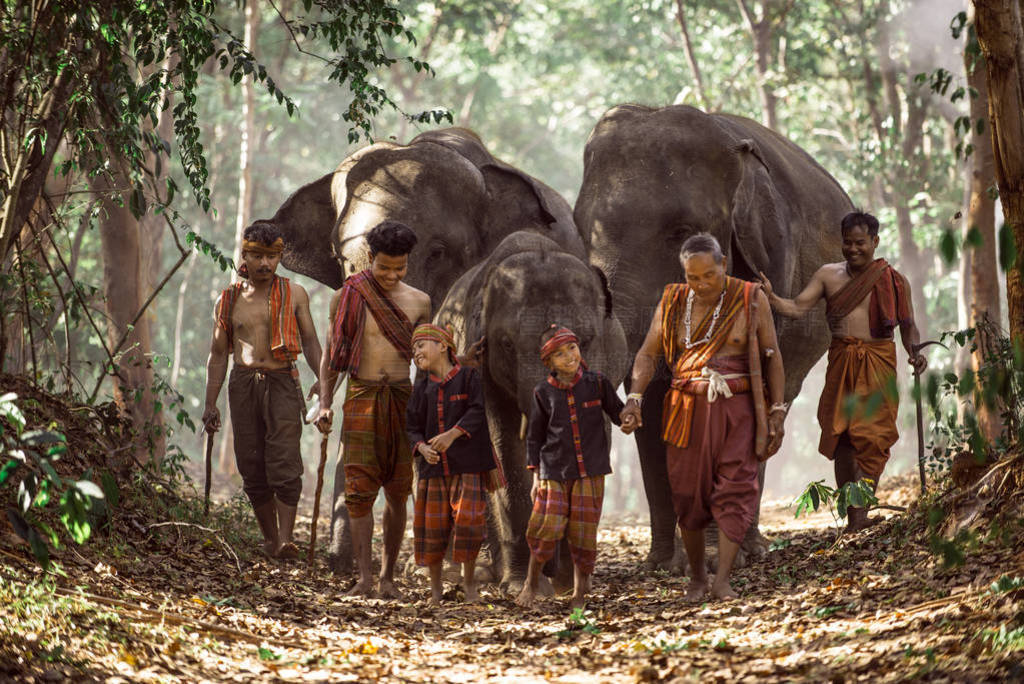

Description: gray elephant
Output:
[575,104,852,569]
[250,127,589,574]
[435,231,629,592]
[258,126,586,309]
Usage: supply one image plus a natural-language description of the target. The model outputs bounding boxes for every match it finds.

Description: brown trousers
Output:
[228,366,304,506]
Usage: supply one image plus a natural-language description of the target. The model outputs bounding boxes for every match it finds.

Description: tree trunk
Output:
[736,0,780,131]
[964,21,1004,443]
[91,169,165,464]
[973,0,1024,348]
[674,0,710,110]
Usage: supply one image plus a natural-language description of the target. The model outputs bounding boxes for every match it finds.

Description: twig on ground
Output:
[145,521,242,574]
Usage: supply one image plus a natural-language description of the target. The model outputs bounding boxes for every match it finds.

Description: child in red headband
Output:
[516,325,635,611]
[407,323,498,605]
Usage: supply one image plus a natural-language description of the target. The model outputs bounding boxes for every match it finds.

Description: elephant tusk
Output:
[519,413,528,441]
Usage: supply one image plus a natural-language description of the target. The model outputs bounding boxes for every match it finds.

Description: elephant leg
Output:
[635,376,678,571]
[739,461,769,563]
[327,441,353,576]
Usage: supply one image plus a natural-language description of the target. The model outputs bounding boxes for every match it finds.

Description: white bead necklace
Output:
[683,286,727,350]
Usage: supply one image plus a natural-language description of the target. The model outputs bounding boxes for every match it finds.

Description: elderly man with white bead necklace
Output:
[620,233,786,602]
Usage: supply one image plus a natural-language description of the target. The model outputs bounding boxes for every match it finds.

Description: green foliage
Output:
[976,625,1024,653]
[556,608,601,639]
[1,393,109,569]
[930,323,1024,472]
[793,478,878,534]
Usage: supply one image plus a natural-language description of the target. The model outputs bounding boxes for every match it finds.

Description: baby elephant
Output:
[435,231,629,594]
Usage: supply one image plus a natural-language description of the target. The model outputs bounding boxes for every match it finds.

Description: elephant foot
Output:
[328,552,353,577]
[644,546,676,572]
[502,574,554,598]
[741,526,769,560]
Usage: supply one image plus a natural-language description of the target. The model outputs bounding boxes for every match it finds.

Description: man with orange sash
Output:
[316,220,431,598]
[203,223,322,559]
[622,234,786,601]
[761,211,927,532]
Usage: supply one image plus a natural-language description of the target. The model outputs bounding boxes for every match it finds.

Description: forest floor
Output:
[3,466,1024,682]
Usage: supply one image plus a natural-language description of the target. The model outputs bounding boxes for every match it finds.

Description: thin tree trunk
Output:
[220,1,260,476]
[674,0,710,110]
[973,0,1024,348]
[736,0,779,131]
[964,21,1004,442]
[91,169,164,464]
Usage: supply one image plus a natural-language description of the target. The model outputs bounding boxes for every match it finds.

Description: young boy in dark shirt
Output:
[515,325,634,610]
[407,324,497,604]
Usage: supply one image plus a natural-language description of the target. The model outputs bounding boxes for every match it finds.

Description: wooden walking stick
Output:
[912,340,946,496]
[308,432,330,566]
[204,430,214,517]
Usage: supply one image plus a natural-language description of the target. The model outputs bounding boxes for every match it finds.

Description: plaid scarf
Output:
[659,276,752,448]
[216,275,302,362]
[827,258,912,339]
[329,269,414,374]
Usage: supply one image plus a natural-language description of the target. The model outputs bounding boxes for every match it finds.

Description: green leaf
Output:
[964,226,983,248]
[21,430,65,445]
[28,527,50,569]
[939,229,957,264]
[0,459,20,486]
[999,223,1017,272]
[101,471,120,508]
[6,505,31,541]
[74,480,105,501]
[258,646,281,661]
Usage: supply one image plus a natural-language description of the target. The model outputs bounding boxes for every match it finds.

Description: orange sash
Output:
[216,275,302,362]
[660,277,755,448]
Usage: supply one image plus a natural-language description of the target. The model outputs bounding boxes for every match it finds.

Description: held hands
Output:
[202,406,221,434]
[418,441,441,465]
[428,428,461,453]
[620,400,642,433]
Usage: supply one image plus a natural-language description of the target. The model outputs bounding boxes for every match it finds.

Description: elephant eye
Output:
[428,242,447,260]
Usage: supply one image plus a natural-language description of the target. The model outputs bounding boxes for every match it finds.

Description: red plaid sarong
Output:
[413,473,487,566]
[526,475,605,575]
[342,378,413,517]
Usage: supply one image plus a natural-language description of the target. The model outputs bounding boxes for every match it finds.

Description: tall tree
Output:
[973,0,1024,347]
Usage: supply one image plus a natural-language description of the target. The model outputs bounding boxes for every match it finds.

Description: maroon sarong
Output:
[665,355,759,544]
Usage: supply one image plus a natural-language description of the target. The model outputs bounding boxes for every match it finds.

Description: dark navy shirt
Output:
[527,367,624,482]
[407,365,496,479]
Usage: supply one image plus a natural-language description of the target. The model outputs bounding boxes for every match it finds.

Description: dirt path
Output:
[2,474,1022,682]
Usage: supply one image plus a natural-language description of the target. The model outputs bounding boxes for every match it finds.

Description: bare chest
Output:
[677,304,748,351]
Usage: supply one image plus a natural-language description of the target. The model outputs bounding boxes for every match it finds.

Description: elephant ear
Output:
[479,161,588,261]
[728,139,793,295]
[267,172,344,288]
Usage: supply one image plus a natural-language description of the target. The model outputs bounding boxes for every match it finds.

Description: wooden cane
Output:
[308,433,330,566]
[204,430,214,518]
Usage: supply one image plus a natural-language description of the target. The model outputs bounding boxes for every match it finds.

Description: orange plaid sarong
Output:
[526,476,605,575]
[413,473,487,566]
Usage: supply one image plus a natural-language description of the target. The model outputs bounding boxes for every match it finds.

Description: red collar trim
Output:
[429,363,462,385]
[547,365,583,390]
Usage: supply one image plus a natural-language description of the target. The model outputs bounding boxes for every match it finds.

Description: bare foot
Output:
[683,578,708,603]
[377,578,404,600]
[463,581,480,604]
[514,584,537,609]
[275,542,299,560]
[710,581,738,600]
[262,541,277,559]
[345,579,376,598]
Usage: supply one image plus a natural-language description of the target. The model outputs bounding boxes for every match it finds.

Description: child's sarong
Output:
[526,475,604,575]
